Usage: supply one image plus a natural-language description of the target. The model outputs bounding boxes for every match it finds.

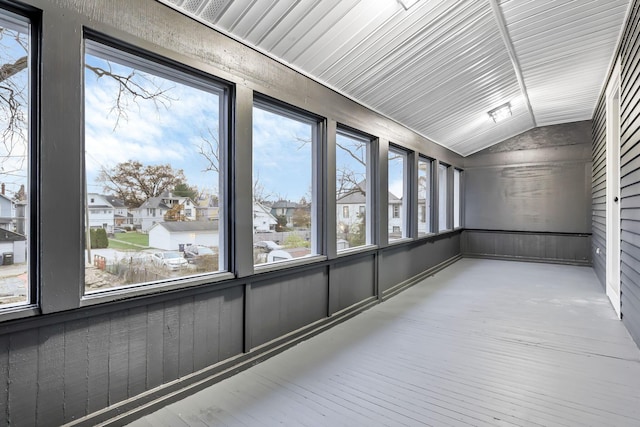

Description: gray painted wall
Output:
[0,0,463,425]
[593,0,640,347]
[463,121,593,263]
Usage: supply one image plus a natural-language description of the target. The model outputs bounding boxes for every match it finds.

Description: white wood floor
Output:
[127,259,640,426]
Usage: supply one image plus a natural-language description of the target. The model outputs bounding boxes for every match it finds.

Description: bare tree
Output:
[97,160,187,208]
[0,27,172,197]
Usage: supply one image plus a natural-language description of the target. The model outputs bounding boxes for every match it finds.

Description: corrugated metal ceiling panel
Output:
[502,0,630,127]
[157,0,630,156]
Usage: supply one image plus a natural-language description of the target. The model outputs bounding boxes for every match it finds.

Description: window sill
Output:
[387,237,413,246]
[253,255,327,274]
[0,304,40,323]
[337,244,378,258]
[80,271,236,307]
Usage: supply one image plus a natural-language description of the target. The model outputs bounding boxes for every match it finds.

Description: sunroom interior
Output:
[1,0,640,425]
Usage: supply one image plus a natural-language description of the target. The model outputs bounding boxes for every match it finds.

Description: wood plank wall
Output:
[593,0,640,346]
[463,122,593,265]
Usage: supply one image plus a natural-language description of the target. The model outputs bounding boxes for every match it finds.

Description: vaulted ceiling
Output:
[158,0,630,156]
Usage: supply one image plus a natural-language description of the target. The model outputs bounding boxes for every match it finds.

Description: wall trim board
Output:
[381,254,462,300]
[66,254,461,427]
[462,230,592,266]
[462,253,592,267]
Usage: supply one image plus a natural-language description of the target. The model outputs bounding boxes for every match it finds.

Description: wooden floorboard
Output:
[127,259,640,426]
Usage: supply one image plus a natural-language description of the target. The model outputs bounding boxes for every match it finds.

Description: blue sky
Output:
[85,52,222,198]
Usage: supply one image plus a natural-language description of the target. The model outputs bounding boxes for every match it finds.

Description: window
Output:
[252,99,320,265]
[417,157,432,236]
[388,147,407,241]
[336,129,370,250]
[0,10,32,308]
[454,168,462,228]
[84,38,228,292]
[438,163,448,231]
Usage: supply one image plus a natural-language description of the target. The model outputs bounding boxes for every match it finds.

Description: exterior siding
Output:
[593,0,640,346]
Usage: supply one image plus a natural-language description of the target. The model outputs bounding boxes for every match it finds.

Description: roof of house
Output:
[336,190,366,204]
[0,229,26,242]
[103,195,126,208]
[271,200,299,209]
[138,197,171,210]
[150,220,219,233]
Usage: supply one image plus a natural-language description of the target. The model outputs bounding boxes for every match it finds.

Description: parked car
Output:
[183,245,216,264]
[151,251,188,270]
[253,240,282,251]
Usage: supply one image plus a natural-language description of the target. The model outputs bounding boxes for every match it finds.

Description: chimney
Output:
[1,183,4,195]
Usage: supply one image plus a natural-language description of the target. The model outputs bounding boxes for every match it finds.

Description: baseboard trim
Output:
[462,253,592,267]
[382,254,462,300]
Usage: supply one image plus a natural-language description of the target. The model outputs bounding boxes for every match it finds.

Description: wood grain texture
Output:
[36,324,65,426]
[128,259,640,427]
[87,314,110,413]
[63,319,89,423]
[8,331,38,426]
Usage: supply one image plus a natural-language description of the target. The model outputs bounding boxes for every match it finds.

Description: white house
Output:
[103,195,131,227]
[134,193,197,231]
[148,220,219,251]
[253,202,277,232]
[87,193,115,232]
[0,194,15,232]
[335,181,406,239]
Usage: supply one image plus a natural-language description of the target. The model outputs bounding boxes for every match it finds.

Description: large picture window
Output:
[418,157,432,237]
[0,11,32,308]
[388,147,407,241]
[252,99,320,265]
[84,38,228,293]
[336,129,370,251]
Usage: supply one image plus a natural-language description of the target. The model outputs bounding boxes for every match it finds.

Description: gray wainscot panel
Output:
[329,254,376,315]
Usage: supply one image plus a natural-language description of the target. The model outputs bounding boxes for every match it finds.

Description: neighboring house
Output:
[87,193,115,232]
[0,194,15,232]
[336,188,366,240]
[335,181,405,238]
[388,191,403,237]
[133,193,197,231]
[103,195,131,226]
[196,193,219,221]
[270,200,298,228]
[0,229,26,264]
[148,220,219,251]
[253,202,277,232]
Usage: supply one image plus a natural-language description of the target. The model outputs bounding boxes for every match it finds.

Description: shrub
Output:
[90,228,109,249]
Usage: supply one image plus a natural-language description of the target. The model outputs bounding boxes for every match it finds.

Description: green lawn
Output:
[107,239,142,250]
[110,232,149,247]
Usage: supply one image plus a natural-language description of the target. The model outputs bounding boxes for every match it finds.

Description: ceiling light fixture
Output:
[397,0,421,10]
[487,102,512,123]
